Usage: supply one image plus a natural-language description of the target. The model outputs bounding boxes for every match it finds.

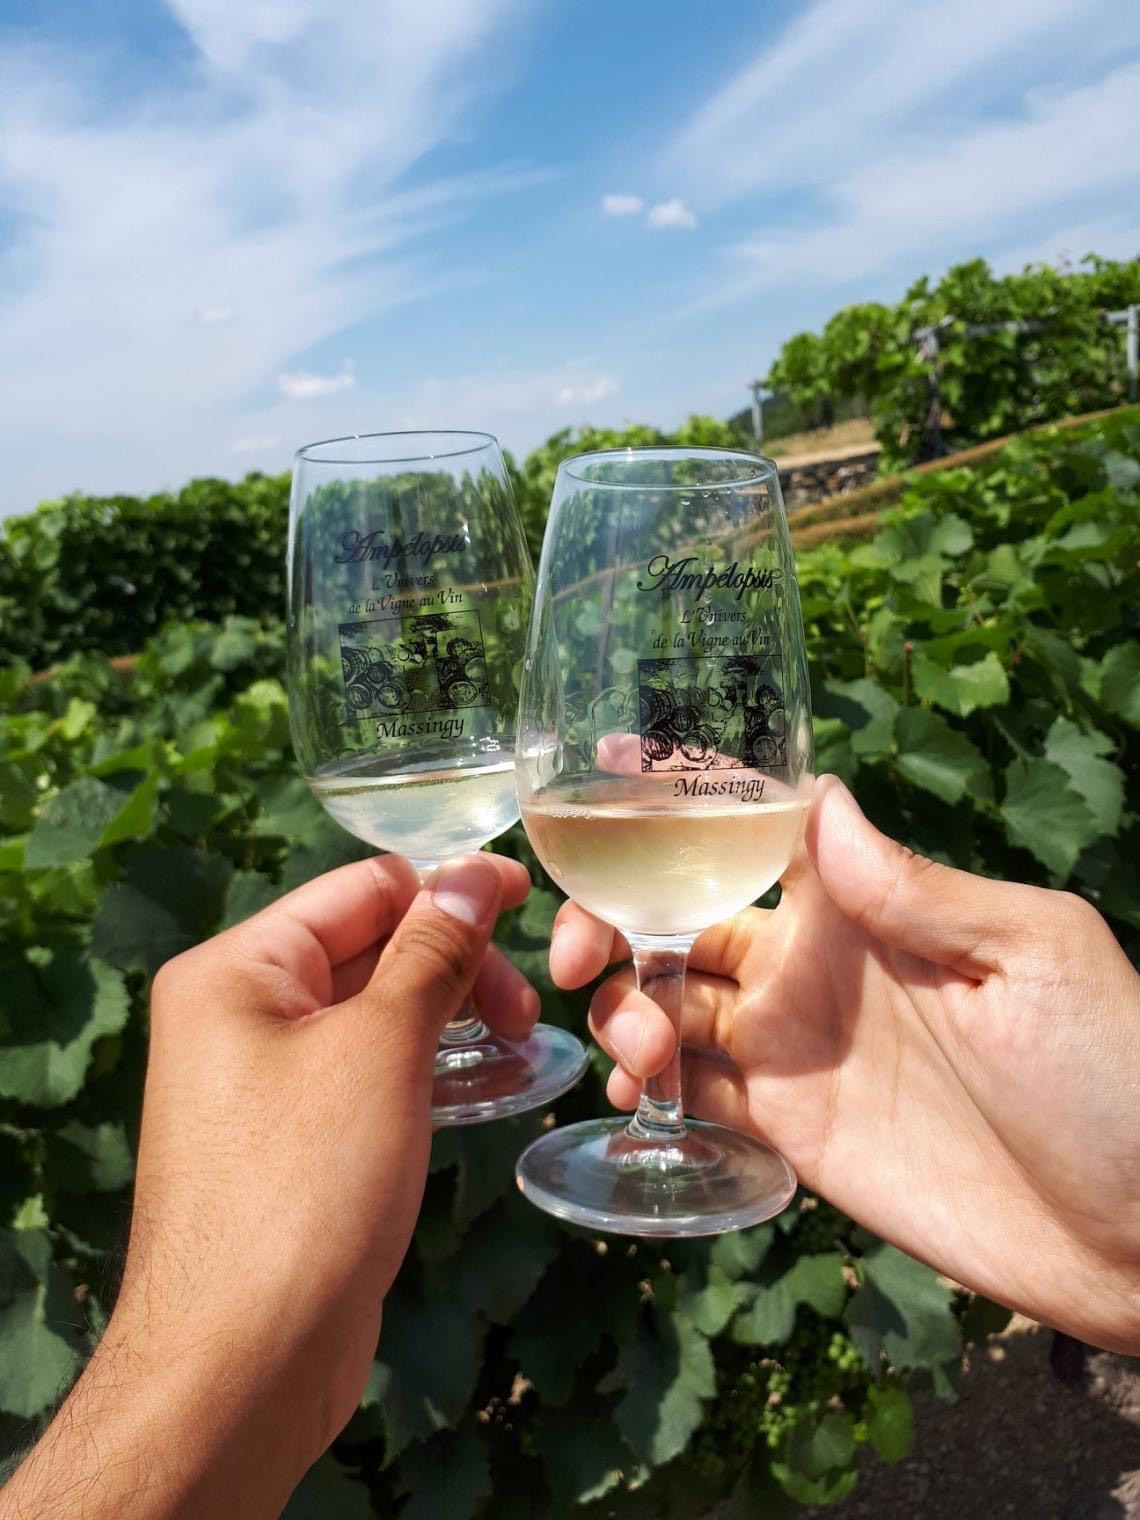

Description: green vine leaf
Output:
[398,1428,490,1520]
[845,1242,962,1377]
[1000,757,1100,877]
[282,1454,374,1519]
[731,1252,847,1345]
[0,1229,82,1417]
[893,708,991,805]
[1043,717,1124,835]
[374,1294,484,1455]
[611,1305,716,1467]
[0,950,130,1108]
[911,649,1010,717]
[864,1382,914,1465]
[91,844,232,976]
[536,1402,630,1509]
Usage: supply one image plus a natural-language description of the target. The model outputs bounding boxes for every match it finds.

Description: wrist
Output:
[5,1313,318,1520]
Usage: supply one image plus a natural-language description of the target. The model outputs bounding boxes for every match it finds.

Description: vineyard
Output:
[0,371,1137,1508]
[765,254,1140,469]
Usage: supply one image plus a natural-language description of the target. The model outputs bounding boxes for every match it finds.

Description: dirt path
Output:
[804,1319,1140,1519]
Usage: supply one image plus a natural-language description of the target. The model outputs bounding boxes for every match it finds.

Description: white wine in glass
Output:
[515,446,815,1234]
[287,430,588,1126]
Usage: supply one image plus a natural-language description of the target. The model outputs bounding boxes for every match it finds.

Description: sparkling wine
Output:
[309,757,518,862]
[521,780,810,937]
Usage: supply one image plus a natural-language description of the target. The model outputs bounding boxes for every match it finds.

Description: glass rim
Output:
[294,429,500,466]
[559,445,778,491]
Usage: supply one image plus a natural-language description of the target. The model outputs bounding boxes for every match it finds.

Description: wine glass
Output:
[514,446,815,1234]
[287,430,588,1126]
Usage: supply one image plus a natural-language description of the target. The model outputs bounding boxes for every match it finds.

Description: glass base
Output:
[515,1117,797,1237]
[432,1024,589,1127]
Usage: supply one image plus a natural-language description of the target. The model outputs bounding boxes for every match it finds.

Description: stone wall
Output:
[778,446,881,510]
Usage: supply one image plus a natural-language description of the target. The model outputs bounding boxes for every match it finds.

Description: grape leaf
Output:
[24,778,129,868]
[845,1242,961,1374]
[509,1247,610,1407]
[1099,642,1140,728]
[708,1224,774,1281]
[731,1252,846,1345]
[611,1304,716,1466]
[45,1121,133,1193]
[399,1429,490,1520]
[1043,717,1123,835]
[282,1454,374,1519]
[0,1229,82,1417]
[675,1264,752,1337]
[536,1402,630,1509]
[864,1382,914,1465]
[91,844,232,975]
[817,679,898,762]
[894,707,991,805]
[771,1412,859,1506]
[1000,757,1100,878]
[0,951,130,1108]
[0,761,40,833]
[223,870,281,928]
[374,1292,484,1454]
[431,1114,544,1231]
[911,649,1010,717]
[455,1198,562,1324]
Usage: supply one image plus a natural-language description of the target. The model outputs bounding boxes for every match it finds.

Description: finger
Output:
[331,943,382,1004]
[606,1048,752,1133]
[549,902,630,989]
[596,731,645,775]
[588,968,738,1076]
[687,908,772,981]
[473,943,541,1037]
[226,855,421,992]
[359,856,505,1054]
[588,976,674,1078]
[807,775,1029,974]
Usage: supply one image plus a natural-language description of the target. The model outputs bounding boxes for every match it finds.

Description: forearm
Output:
[1,1326,310,1520]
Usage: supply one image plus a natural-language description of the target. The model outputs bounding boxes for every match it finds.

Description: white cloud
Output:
[714,62,1140,300]
[664,0,1124,209]
[232,433,281,453]
[557,375,621,405]
[601,193,644,216]
[277,363,357,400]
[0,0,530,512]
[647,198,697,230]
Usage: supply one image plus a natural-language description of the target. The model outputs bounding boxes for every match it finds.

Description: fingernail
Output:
[607,1008,646,1070]
[823,774,864,818]
[428,857,499,928]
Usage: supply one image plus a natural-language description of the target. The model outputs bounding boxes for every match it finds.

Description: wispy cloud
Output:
[601,193,644,216]
[661,0,1140,307]
[278,363,357,401]
[647,198,697,230]
[232,433,281,454]
[557,375,621,405]
[0,0,530,510]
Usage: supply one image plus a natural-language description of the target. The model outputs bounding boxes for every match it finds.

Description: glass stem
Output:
[413,859,491,1047]
[625,936,695,1142]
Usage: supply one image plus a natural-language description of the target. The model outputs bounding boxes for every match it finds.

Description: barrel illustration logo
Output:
[637,654,786,772]
[339,611,489,718]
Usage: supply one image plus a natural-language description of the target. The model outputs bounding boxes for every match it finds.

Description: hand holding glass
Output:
[287,431,587,1125]
[515,447,814,1233]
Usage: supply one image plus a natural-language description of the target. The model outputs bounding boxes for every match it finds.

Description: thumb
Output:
[357,854,503,1061]
[805,775,1030,976]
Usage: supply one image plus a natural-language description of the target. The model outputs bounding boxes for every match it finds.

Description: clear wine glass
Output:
[514,446,815,1234]
[287,430,588,1126]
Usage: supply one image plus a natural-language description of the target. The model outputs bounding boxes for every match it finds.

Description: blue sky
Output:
[1,0,1139,513]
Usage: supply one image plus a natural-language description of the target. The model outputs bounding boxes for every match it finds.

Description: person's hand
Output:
[4,852,536,1520]
[551,776,1140,1353]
